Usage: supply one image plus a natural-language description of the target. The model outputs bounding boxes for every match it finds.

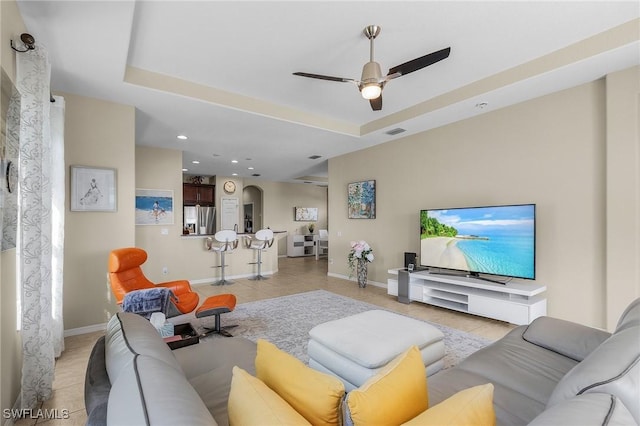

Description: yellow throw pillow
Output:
[228,366,311,426]
[402,383,495,426]
[345,345,428,426]
[255,339,345,425]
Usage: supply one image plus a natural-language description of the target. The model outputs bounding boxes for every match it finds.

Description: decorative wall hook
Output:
[11,33,36,52]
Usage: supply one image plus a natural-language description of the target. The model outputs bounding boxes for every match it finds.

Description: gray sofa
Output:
[428,297,640,425]
[84,312,256,426]
[86,299,639,425]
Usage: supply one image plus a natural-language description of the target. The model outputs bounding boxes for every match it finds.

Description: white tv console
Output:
[387,268,547,325]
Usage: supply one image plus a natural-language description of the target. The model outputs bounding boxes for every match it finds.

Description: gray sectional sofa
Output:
[84,312,256,426]
[85,298,639,425]
[429,297,640,425]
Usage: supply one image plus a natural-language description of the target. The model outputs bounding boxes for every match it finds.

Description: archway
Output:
[242,185,263,233]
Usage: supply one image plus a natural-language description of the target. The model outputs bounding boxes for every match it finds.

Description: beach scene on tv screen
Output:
[420,205,535,279]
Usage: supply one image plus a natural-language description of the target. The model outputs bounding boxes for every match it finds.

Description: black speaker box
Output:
[404,252,417,269]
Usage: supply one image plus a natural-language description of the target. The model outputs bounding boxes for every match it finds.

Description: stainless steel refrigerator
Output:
[184,205,216,235]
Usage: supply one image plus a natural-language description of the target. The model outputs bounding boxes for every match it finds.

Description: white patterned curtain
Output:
[2,88,20,250]
[16,45,65,409]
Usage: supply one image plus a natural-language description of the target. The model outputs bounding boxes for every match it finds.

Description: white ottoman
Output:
[308,310,445,391]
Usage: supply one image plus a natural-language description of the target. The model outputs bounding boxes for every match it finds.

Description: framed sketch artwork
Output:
[70,166,117,212]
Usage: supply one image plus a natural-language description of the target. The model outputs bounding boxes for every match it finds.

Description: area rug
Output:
[198,290,492,369]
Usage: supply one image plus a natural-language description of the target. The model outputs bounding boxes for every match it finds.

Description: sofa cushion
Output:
[401,383,495,426]
[428,367,545,426]
[547,326,640,424]
[523,316,611,362]
[530,393,637,426]
[428,325,579,425]
[107,354,216,425]
[344,346,428,426]
[255,339,344,425]
[227,366,311,425]
[174,337,257,426]
[105,312,181,383]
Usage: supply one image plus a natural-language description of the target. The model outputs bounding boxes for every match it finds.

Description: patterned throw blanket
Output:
[122,287,175,319]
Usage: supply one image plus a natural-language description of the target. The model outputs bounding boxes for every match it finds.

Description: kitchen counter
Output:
[178,231,283,285]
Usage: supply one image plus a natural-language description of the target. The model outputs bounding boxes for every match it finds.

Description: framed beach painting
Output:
[135,189,174,225]
[70,166,117,212]
[348,180,376,219]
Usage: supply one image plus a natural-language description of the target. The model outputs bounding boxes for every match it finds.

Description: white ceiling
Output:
[15,1,640,185]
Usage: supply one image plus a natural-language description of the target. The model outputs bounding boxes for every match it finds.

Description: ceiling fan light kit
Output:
[361,82,382,100]
[293,25,451,111]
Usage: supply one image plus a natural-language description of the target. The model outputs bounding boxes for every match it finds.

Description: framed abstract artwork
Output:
[70,166,117,212]
[348,180,376,219]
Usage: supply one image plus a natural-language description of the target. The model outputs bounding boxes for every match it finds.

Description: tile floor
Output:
[16,256,514,425]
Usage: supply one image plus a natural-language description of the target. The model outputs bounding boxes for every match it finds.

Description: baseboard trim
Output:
[189,270,277,286]
[63,269,371,337]
[64,322,107,337]
[327,272,386,289]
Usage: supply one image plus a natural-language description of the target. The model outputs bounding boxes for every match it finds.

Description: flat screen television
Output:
[420,204,535,283]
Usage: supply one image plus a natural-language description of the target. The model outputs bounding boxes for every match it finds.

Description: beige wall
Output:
[135,146,188,282]
[243,179,328,256]
[329,79,611,328]
[605,66,640,329]
[63,92,136,330]
[0,0,26,413]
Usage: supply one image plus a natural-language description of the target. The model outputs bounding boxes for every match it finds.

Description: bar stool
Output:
[206,230,238,285]
[244,229,274,280]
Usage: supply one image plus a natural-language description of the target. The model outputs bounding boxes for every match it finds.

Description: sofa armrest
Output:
[529,393,638,426]
[522,317,611,362]
[157,279,192,295]
[85,336,110,426]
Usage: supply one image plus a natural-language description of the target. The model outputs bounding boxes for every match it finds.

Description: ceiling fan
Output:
[293,25,451,111]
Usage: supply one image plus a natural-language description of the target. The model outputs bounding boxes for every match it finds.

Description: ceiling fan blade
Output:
[292,72,356,83]
[386,47,451,80]
[369,95,382,111]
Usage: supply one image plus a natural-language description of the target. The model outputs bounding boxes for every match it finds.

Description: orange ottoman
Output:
[196,294,237,337]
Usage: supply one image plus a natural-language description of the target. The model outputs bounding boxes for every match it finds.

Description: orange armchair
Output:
[108,247,199,316]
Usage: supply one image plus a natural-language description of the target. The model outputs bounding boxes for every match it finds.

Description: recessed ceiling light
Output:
[247,167,254,170]
[177,135,188,140]
[232,173,238,176]
[182,168,188,172]
[192,160,200,164]
[231,160,238,164]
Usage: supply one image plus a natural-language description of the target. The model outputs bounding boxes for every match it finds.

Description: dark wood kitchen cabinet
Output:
[183,184,215,206]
